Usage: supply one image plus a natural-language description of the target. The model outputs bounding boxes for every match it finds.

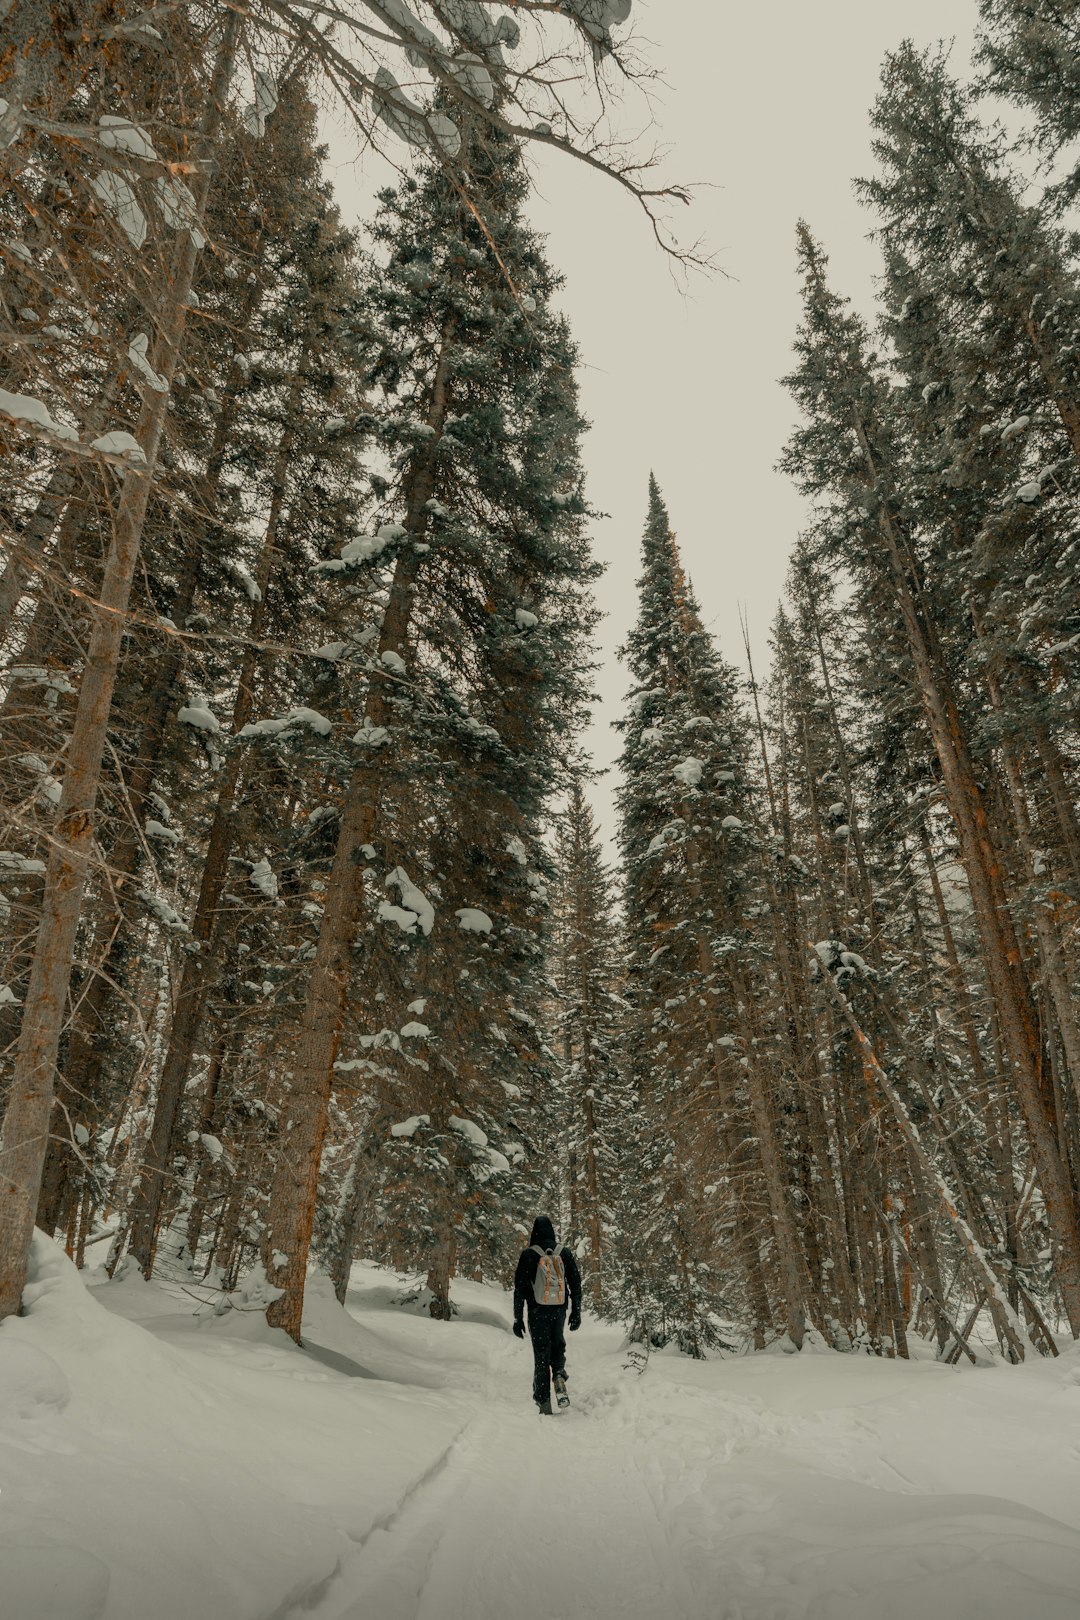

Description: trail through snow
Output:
[306,1271,1080,1620]
[4,1240,1080,1619]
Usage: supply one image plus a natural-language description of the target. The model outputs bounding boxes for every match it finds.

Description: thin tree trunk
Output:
[745,657,859,1337]
[581,1088,604,1310]
[184,1031,227,1266]
[34,532,205,1235]
[974,621,1080,1118]
[44,260,265,1201]
[0,462,76,644]
[889,1213,976,1363]
[741,1035,808,1348]
[328,1146,368,1306]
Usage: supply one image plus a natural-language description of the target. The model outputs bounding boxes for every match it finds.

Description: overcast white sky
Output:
[325,0,981,848]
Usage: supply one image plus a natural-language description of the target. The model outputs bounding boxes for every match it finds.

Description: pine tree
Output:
[122,84,372,1277]
[20,77,370,1270]
[761,576,872,1349]
[258,127,598,1338]
[862,53,1080,1344]
[616,479,808,1352]
[862,45,1080,464]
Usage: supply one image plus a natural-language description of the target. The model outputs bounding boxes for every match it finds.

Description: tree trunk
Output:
[184,1032,226,1265]
[34,533,205,1236]
[581,1088,604,1310]
[757,668,860,1338]
[426,1227,456,1320]
[974,620,1080,1119]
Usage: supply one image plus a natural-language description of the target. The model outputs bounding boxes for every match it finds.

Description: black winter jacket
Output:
[513,1217,582,1325]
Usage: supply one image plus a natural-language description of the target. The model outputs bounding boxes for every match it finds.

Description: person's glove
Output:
[513,1320,526,1339]
[569,1310,581,1332]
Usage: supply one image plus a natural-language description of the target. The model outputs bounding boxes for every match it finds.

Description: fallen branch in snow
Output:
[81,1225,121,1250]
[177,1285,269,1315]
[944,1293,988,1368]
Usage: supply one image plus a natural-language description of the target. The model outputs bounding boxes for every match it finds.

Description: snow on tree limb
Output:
[253,0,708,265]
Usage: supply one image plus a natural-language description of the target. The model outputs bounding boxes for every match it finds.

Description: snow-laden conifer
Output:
[260,126,599,1336]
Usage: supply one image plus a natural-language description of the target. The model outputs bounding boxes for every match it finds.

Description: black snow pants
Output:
[528,1303,567,1406]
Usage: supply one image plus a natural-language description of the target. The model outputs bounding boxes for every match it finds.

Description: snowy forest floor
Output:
[5,1240,1080,1619]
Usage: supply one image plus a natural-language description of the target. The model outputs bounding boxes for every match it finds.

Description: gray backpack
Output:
[531,1244,566,1306]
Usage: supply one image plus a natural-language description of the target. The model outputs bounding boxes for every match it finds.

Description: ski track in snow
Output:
[6,1245,1080,1620]
[297,1331,704,1620]
[284,1269,1080,1620]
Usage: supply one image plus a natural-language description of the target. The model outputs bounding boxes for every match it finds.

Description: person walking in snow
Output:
[513,1215,582,1415]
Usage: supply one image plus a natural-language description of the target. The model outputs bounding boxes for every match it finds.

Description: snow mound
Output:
[249,858,278,901]
[243,70,278,138]
[98,115,158,161]
[374,67,461,158]
[449,1113,488,1146]
[0,849,46,873]
[391,1114,429,1138]
[0,386,79,443]
[379,901,421,933]
[127,332,168,394]
[0,1238,467,1620]
[91,171,146,248]
[0,1336,71,1417]
[238,707,331,740]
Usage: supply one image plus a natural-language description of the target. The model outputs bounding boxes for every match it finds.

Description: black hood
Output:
[529,1215,557,1252]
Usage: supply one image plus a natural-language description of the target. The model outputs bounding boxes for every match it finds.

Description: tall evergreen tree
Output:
[617,479,808,1352]
[259,128,598,1338]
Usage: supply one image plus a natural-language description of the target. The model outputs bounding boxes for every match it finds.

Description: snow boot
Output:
[538,1399,553,1415]
[553,1373,569,1409]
